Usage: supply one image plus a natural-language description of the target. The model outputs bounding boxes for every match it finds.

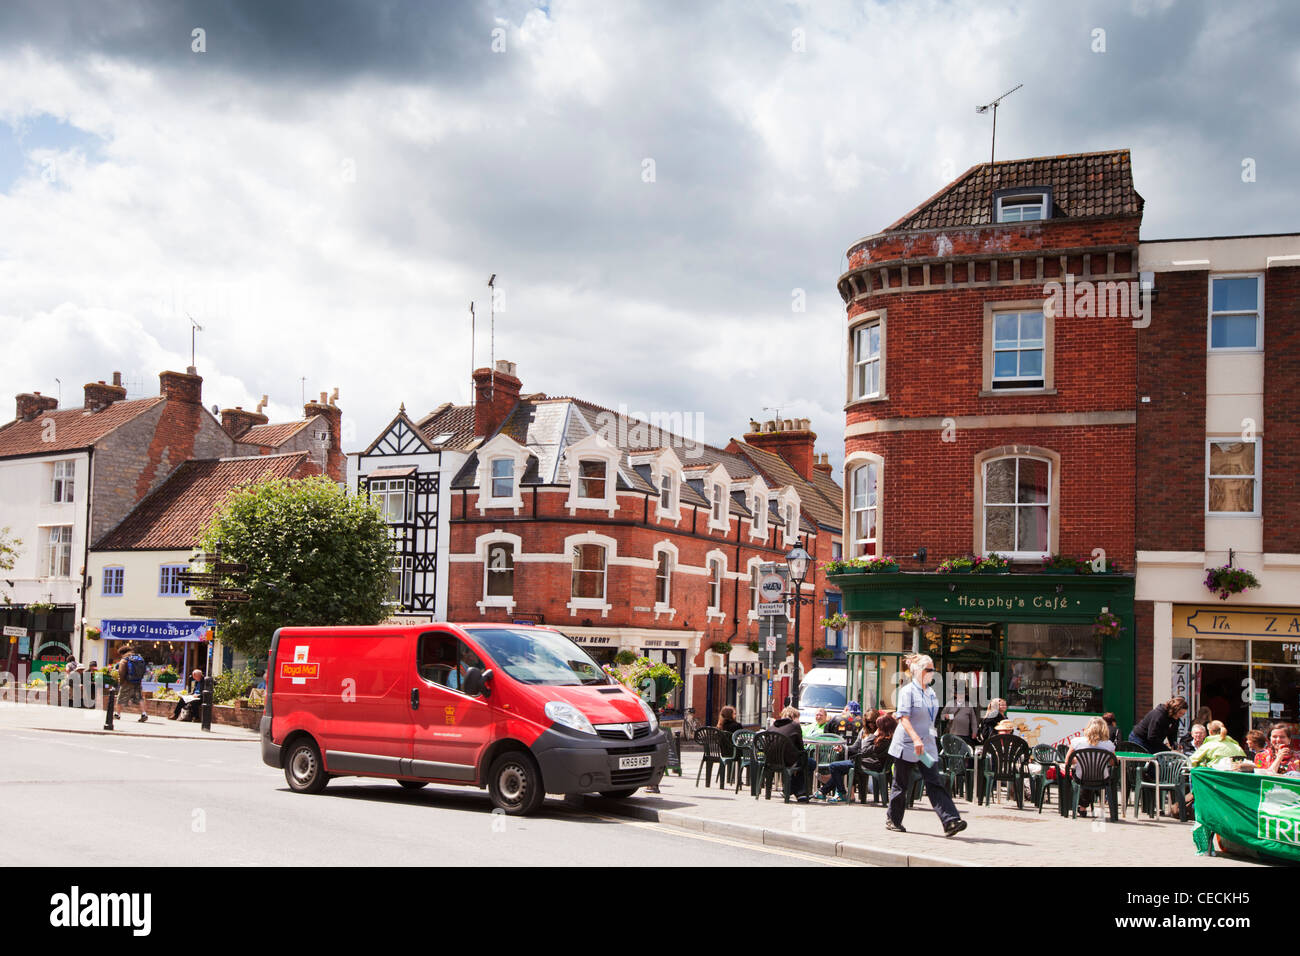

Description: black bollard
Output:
[103,686,117,731]
[200,676,213,732]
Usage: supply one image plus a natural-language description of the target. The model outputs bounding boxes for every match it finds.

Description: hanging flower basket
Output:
[711,642,733,656]
[812,647,835,660]
[1204,565,1261,601]
[819,613,849,630]
[84,625,102,641]
[26,601,57,615]
[1093,611,1125,639]
[899,605,937,629]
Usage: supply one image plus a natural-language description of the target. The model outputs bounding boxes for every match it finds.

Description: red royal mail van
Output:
[261,623,669,815]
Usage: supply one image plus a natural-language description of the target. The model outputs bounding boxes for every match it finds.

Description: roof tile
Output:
[0,398,163,457]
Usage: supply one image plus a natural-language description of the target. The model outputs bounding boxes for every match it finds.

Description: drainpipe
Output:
[77,448,94,661]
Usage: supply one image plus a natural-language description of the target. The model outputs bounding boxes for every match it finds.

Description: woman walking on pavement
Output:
[887,654,966,837]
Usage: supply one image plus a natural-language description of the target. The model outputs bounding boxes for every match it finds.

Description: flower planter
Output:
[867,565,902,574]
[839,565,867,574]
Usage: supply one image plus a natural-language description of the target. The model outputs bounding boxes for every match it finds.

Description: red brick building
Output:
[832,151,1143,737]
[441,362,843,725]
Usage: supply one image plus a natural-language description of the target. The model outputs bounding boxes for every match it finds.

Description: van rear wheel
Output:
[487,751,545,815]
[397,779,429,790]
[284,738,328,794]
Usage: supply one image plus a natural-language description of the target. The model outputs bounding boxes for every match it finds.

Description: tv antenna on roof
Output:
[186,314,203,369]
[487,273,497,402]
[762,405,783,428]
[975,83,1022,168]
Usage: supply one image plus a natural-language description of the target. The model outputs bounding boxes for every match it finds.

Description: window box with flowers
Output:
[1040,554,1081,574]
[27,601,57,615]
[974,553,1010,573]
[937,556,974,574]
[1204,565,1261,601]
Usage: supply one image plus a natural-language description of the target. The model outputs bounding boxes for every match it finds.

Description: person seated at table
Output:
[1244,729,1268,761]
[1103,712,1120,746]
[806,708,830,738]
[1180,723,1207,755]
[977,699,1008,744]
[824,701,864,740]
[1128,696,1187,753]
[1060,716,1116,810]
[717,705,742,757]
[1254,722,1300,775]
[1188,720,1245,769]
[1178,707,1214,751]
[770,705,814,801]
[813,715,896,803]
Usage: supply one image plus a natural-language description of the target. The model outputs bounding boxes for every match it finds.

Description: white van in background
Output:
[797,667,848,728]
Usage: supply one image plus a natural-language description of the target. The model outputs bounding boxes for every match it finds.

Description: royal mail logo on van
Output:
[281,646,319,684]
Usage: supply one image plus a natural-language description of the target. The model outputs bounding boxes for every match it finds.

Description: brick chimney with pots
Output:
[303,389,345,483]
[743,417,818,481]
[84,372,128,412]
[15,392,59,422]
[473,360,522,438]
[159,369,203,405]
[813,452,834,477]
[220,406,268,439]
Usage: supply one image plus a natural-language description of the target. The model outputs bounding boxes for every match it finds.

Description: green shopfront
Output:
[831,571,1136,746]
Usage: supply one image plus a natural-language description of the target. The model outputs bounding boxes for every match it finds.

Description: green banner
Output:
[1190,768,1300,864]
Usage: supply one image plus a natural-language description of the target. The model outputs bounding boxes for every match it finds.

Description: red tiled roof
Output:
[418,403,477,450]
[240,420,310,447]
[93,453,309,550]
[730,440,842,531]
[884,149,1142,232]
[0,397,164,458]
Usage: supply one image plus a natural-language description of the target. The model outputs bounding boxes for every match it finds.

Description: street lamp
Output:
[785,542,813,708]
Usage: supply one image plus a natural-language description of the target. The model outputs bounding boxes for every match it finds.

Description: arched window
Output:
[982,456,1051,558]
[850,462,879,558]
[709,558,724,611]
[655,550,672,606]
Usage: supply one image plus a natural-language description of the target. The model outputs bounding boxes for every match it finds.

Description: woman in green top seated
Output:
[1188,720,1247,769]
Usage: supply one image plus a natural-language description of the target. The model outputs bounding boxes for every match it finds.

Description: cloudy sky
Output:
[1,0,1296,469]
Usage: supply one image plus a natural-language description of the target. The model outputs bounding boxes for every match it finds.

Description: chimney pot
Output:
[16,392,59,422]
[84,378,128,412]
[112,371,122,387]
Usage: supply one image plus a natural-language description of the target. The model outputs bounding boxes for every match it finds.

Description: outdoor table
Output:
[1190,767,1300,864]
[1116,753,1160,817]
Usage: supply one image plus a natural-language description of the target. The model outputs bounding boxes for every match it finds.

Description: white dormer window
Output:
[563,433,621,517]
[995,188,1050,223]
[752,492,767,534]
[705,465,731,532]
[578,460,606,499]
[491,459,514,498]
[659,473,673,509]
[475,433,530,514]
[777,488,801,545]
[785,504,795,537]
[643,446,684,525]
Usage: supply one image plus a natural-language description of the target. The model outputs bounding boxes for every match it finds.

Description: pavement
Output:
[0,700,1262,866]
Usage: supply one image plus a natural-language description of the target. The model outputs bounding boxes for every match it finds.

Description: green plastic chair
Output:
[1029,743,1060,811]
[732,729,757,794]
[940,734,975,800]
[1062,748,1119,819]
[981,734,1032,809]
[751,731,803,802]
[1133,751,1189,820]
[847,750,888,804]
[694,727,732,789]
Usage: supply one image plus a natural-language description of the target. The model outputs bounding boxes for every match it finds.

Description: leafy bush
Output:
[156,668,180,687]
[613,650,638,666]
[213,667,257,705]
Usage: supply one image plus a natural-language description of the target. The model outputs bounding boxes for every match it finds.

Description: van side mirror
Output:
[463,667,485,697]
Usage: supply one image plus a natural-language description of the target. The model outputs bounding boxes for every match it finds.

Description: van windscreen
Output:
[466,628,609,686]
[800,684,847,710]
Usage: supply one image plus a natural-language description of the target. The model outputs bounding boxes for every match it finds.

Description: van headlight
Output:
[637,698,659,732]
[544,700,597,736]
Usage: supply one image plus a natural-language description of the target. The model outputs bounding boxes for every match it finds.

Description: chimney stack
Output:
[813,452,834,477]
[221,405,269,439]
[15,391,59,422]
[303,389,345,483]
[159,369,203,405]
[473,361,522,438]
[84,373,127,412]
[744,416,818,481]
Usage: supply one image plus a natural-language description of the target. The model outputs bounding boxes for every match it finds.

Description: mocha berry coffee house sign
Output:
[833,570,1136,740]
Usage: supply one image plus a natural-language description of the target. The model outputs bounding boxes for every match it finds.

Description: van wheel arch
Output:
[279,730,318,769]
[477,739,534,788]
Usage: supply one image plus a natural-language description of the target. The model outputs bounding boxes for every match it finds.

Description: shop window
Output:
[1206,440,1260,515]
[1004,623,1103,714]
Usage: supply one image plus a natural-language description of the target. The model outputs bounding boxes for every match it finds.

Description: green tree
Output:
[0,528,20,606]
[198,477,392,660]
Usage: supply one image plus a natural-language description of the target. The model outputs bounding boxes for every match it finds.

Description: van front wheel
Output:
[284,738,328,794]
[599,789,637,799]
[487,752,545,815]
